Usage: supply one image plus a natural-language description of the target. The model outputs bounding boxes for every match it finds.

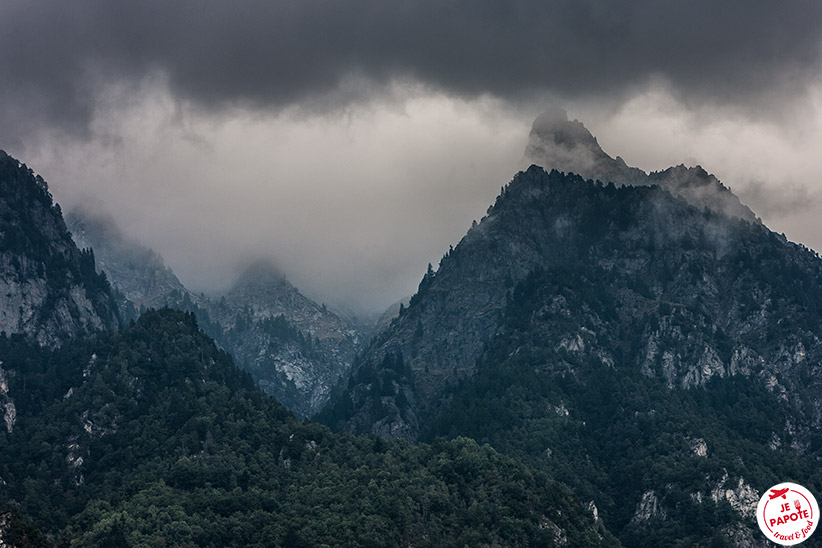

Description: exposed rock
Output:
[711,471,759,518]
[2,402,15,434]
[330,164,822,441]
[769,432,782,450]
[0,362,14,434]
[688,437,708,457]
[0,364,8,396]
[67,209,201,319]
[680,345,726,388]
[0,510,10,548]
[66,208,362,417]
[538,516,568,546]
[0,151,119,346]
[587,501,599,523]
[720,523,771,548]
[212,260,361,417]
[631,491,667,523]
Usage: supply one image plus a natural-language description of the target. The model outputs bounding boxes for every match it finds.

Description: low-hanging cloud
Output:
[2,0,822,144]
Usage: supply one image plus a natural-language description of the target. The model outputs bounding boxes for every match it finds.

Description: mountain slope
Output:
[212,259,361,416]
[322,165,822,546]
[0,309,613,547]
[325,166,815,440]
[0,151,118,347]
[66,209,200,321]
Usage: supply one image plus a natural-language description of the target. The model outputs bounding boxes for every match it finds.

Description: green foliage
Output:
[0,504,52,548]
[0,309,607,547]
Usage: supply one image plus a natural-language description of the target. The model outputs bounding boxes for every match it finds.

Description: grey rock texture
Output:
[631,491,666,523]
[67,210,200,319]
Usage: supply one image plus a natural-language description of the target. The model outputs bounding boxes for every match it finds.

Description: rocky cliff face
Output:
[523,108,758,223]
[0,151,119,347]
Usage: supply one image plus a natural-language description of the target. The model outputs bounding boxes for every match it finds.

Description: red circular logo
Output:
[757,482,818,545]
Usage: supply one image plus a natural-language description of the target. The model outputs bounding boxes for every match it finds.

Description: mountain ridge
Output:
[523,108,759,223]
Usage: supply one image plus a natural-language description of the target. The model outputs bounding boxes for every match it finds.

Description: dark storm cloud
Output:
[2,0,822,141]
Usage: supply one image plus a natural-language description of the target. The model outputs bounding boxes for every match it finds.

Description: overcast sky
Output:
[2,0,822,314]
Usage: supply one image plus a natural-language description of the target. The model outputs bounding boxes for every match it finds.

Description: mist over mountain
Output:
[210,259,361,416]
[6,108,822,545]
[66,209,201,320]
[4,0,822,545]
[0,151,615,546]
[64,210,360,417]
[523,107,758,223]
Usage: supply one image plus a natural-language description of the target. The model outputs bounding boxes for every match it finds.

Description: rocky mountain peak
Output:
[215,259,362,416]
[524,108,647,187]
[523,110,758,223]
[530,107,597,149]
[59,201,362,417]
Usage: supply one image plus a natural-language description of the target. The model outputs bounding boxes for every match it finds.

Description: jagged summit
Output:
[61,201,362,417]
[212,258,361,416]
[524,108,646,187]
[523,109,758,223]
[323,163,822,543]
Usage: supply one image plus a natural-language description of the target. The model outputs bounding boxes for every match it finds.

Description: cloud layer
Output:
[3,2,822,314]
[3,0,822,143]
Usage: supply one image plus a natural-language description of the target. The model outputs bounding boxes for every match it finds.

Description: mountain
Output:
[523,107,758,223]
[0,309,612,547]
[0,151,118,347]
[211,259,361,417]
[322,145,822,543]
[64,211,360,417]
[66,210,201,321]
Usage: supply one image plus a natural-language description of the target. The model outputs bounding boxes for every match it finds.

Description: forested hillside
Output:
[0,309,611,547]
